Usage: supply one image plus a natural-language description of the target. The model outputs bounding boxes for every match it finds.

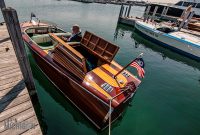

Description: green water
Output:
[3,0,200,134]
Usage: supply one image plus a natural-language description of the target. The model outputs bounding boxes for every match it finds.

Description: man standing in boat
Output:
[62,24,82,42]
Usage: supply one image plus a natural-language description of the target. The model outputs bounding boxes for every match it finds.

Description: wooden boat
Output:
[135,21,200,61]
[21,21,141,130]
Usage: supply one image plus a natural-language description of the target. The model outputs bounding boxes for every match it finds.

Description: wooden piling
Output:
[124,6,128,17]
[164,7,169,15]
[183,11,194,28]
[1,7,36,93]
[143,5,151,22]
[179,10,195,30]
[161,7,166,16]
[118,4,124,22]
[151,6,158,21]
[161,6,169,17]
[127,4,131,17]
[0,0,6,9]
[121,5,124,17]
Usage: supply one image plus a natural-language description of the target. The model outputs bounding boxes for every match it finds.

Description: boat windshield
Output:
[25,26,66,37]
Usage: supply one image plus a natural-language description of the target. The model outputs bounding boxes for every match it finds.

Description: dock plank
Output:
[21,125,42,135]
[0,107,35,132]
[0,101,32,122]
[0,68,21,77]
[0,75,23,86]
[0,24,42,135]
[0,80,24,92]
[0,60,19,67]
[0,88,28,105]
[0,83,25,98]
[0,25,9,39]
[0,71,22,81]
[0,65,19,73]
[0,62,19,68]
[0,43,13,49]
[0,52,16,58]
[0,93,30,112]
[0,45,13,53]
[0,116,39,135]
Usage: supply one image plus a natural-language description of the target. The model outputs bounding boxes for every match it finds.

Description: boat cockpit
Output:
[156,26,176,33]
[25,27,119,79]
[26,26,66,37]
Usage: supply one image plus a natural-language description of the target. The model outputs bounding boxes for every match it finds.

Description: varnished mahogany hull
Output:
[28,46,133,130]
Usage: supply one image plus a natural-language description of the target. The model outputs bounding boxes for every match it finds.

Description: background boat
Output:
[134,21,200,61]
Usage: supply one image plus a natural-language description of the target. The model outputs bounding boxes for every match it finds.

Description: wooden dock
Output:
[117,4,142,27]
[0,23,43,135]
[118,17,142,26]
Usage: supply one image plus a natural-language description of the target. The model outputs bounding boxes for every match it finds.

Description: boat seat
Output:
[31,32,71,44]
[31,33,71,50]
[156,27,175,33]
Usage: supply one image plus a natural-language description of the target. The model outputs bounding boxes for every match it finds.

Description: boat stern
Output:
[82,62,141,108]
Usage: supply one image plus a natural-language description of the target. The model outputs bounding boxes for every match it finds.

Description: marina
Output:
[117,2,200,61]
[0,0,200,135]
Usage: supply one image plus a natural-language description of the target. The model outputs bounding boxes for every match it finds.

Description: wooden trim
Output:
[101,42,108,55]
[48,33,84,59]
[81,31,120,63]
[82,46,111,64]
[86,34,92,46]
[57,45,83,68]
[82,57,87,73]
[49,33,87,75]
[93,38,100,51]
[53,50,85,79]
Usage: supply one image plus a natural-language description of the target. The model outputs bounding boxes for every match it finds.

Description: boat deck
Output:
[180,28,200,38]
[0,24,43,135]
[170,31,200,46]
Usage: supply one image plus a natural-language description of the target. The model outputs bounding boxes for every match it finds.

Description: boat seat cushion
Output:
[31,33,71,50]
[31,32,71,44]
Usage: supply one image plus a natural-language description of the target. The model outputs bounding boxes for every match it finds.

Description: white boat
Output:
[149,0,200,18]
[135,21,200,61]
[174,0,200,17]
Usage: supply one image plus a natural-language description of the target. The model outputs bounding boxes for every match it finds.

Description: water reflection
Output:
[114,23,200,71]
[23,46,48,134]
[30,56,94,129]
[114,24,133,41]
